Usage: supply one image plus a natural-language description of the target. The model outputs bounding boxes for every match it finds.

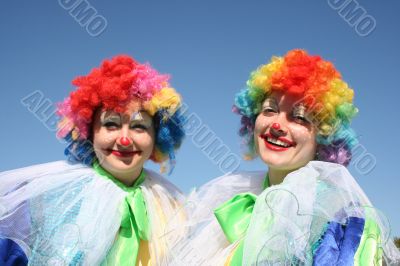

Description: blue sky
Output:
[1,0,399,236]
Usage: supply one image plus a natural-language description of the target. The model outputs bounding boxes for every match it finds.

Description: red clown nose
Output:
[120,137,132,146]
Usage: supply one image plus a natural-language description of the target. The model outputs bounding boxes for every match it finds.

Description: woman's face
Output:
[254,91,317,172]
[92,100,155,180]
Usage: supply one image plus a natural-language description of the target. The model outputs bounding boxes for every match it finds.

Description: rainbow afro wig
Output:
[234,49,358,166]
[56,55,186,173]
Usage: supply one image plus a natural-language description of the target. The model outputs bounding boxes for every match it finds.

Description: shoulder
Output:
[298,161,360,190]
[1,160,92,177]
[187,171,266,212]
[142,169,184,199]
[196,171,265,195]
[0,161,94,194]
[306,161,352,176]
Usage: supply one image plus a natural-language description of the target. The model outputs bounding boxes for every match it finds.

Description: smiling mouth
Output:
[260,133,296,151]
[106,149,142,158]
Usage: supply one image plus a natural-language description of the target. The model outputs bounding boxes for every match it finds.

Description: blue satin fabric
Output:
[0,238,28,266]
[0,200,30,266]
[313,217,365,265]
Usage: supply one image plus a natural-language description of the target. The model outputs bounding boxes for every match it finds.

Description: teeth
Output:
[266,137,290,147]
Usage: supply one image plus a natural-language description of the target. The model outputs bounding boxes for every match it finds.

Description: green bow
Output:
[214,193,256,265]
[213,174,269,265]
[214,193,257,243]
[354,210,383,266]
[93,162,150,266]
[215,173,382,266]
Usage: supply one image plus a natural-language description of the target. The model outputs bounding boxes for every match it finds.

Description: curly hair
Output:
[234,49,358,166]
[56,55,186,173]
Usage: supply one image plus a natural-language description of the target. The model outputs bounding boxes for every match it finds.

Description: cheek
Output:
[290,126,317,150]
[254,115,270,134]
[93,129,118,148]
[254,116,269,152]
[132,132,155,150]
[290,126,312,142]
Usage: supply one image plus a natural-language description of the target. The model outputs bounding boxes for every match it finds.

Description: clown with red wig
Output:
[0,55,186,265]
[173,50,400,265]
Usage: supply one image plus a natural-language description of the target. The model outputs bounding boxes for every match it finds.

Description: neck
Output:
[109,167,142,187]
[102,167,142,187]
[267,168,291,186]
[93,161,145,188]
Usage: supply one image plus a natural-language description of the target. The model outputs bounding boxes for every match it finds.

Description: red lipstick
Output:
[260,133,296,152]
[108,149,141,158]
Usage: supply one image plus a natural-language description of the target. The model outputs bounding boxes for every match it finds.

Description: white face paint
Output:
[92,100,155,183]
[254,91,317,172]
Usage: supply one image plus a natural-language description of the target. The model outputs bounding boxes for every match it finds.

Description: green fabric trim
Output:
[263,172,270,190]
[93,161,150,266]
[214,172,270,265]
[93,160,146,191]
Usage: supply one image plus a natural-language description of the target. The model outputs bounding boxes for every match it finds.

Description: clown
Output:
[174,49,400,265]
[0,55,186,265]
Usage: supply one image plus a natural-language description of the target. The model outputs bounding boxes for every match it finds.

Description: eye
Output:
[292,115,310,125]
[100,111,122,129]
[262,106,278,115]
[291,104,311,125]
[264,107,277,112]
[103,121,120,129]
[262,97,279,115]
[130,124,149,131]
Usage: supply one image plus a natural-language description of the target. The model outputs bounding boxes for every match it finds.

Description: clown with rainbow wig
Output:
[0,55,186,265]
[173,49,400,265]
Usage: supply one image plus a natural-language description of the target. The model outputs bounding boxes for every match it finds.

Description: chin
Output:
[263,160,293,171]
[259,152,286,166]
[267,160,311,173]
[113,160,141,171]
[260,155,301,172]
[101,157,136,172]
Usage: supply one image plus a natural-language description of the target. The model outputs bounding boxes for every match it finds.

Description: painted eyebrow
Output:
[292,104,312,123]
[262,97,279,109]
[292,104,307,116]
[129,119,152,125]
[129,116,153,128]
[130,111,145,121]
[129,110,153,126]
[100,111,121,123]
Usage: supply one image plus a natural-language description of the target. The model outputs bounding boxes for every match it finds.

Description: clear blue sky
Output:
[1,0,399,236]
